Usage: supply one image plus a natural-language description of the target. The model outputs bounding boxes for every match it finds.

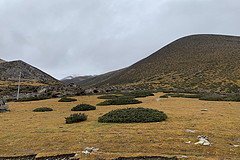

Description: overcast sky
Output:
[0,0,240,79]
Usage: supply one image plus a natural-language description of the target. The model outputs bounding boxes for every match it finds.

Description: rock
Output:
[185,141,191,144]
[201,109,208,111]
[181,155,188,158]
[186,129,195,133]
[0,99,10,113]
[82,147,99,154]
[195,136,210,146]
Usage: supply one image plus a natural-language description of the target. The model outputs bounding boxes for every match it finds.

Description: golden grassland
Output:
[0,93,239,159]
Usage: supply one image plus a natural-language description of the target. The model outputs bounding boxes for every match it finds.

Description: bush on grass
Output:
[58,97,77,102]
[17,97,49,102]
[123,91,154,98]
[97,97,142,106]
[71,104,96,111]
[98,107,167,123]
[159,95,168,98]
[65,113,87,124]
[97,95,120,99]
[33,107,53,112]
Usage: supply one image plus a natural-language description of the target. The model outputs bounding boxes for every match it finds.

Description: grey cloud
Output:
[0,0,240,79]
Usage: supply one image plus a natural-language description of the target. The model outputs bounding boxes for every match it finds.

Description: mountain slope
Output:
[79,34,240,93]
[0,60,62,85]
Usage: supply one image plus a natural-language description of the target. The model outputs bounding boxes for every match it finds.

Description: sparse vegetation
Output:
[97,95,120,99]
[58,97,77,102]
[97,97,142,106]
[98,107,167,123]
[33,107,53,112]
[71,104,96,111]
[65,113,87,124]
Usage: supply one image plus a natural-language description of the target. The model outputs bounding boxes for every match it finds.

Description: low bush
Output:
[71,104,96,111]
[58,97,77,102]
[98,107,167,123]
[160,95,168,98]
[33,107,53,112]
[97,95,120,99]
[97,97,142,106]
[65,113,88,124]
[123,91,154,98]
[17,97,49,102]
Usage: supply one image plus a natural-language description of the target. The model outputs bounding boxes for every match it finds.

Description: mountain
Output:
[78,34,240,93]
[61,75,95,84]
[0,60,62,85]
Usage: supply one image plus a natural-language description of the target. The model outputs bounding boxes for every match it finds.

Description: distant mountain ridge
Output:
[61,75,95,84]
[0,60,62,85]
[77,34,240,93]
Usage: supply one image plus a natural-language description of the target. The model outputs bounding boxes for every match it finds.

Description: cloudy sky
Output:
[0,0,240,79]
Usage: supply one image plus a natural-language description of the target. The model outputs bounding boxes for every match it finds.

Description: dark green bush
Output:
[169,94,185,97]
[33,107,53,112]
[98,107,167,123]
[97,95,120,99]
[58,97,77,102]
[123,91,154,98]
[65,113,88,124]
[97,97,142,106]
[17,97,49,102]
[71,104,96,111]
[160,95,168,98]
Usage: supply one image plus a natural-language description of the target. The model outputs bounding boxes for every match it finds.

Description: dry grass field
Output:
[0,92,239,159]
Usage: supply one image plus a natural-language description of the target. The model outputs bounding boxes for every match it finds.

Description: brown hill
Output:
[78,34,240,93]
[0,60,61,84]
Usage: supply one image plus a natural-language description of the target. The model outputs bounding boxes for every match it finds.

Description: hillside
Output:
[0,59,6,63]
[78,34,240,93]
[0,60,61,84]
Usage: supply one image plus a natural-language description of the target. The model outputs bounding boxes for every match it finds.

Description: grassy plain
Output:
[0,93,239,159]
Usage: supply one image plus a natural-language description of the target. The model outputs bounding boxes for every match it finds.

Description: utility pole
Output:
[17,72,21,100]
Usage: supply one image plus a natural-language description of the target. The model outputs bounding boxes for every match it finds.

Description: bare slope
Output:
[79,34,240,93]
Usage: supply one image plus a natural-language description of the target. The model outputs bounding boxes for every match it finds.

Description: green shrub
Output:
[123,91,154,98]
[97,95,120,99]
[17,97,49,102]
[170,94,185,97]
[33,107,53,112]
[71,104,96,111]
[183,94,202,98]
[160,95,168,98]
[58,97,77,102]
[65,113,88,124]
[97,97,142,106]
[98,107,167,123]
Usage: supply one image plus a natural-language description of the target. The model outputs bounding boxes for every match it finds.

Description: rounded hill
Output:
[78,34,240,93]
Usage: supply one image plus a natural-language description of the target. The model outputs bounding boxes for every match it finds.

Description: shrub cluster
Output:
[97,95,120,99]
[98,107,167,123]
[97,97,142,106]
[17,97,49,102]
[159,95,168,98]
[123,91,154,98]
[71,104,96,111]
[58,97,77,102]
[65,113,88,124]
[33,107,53,112]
